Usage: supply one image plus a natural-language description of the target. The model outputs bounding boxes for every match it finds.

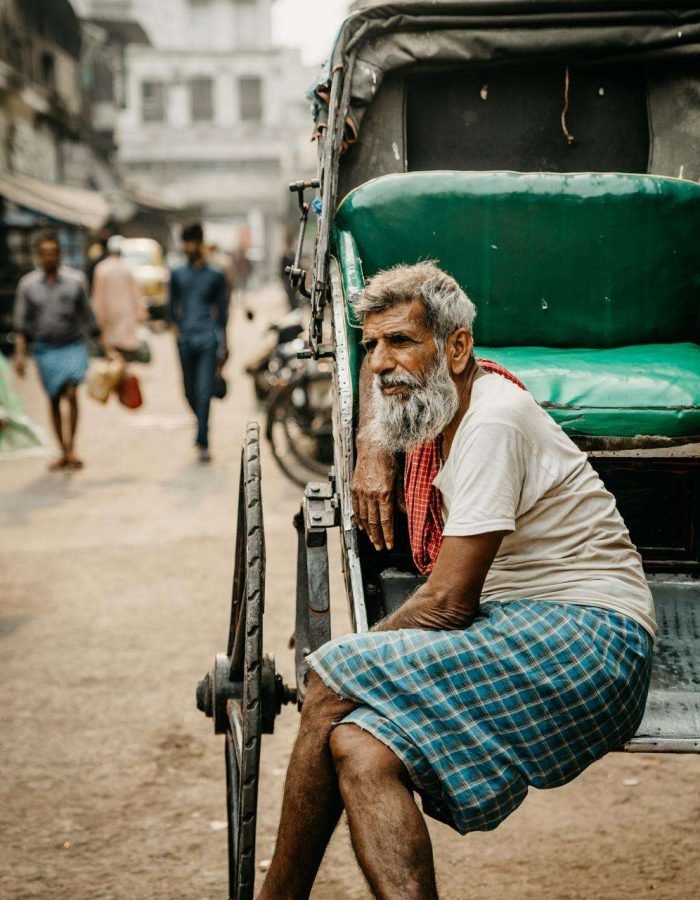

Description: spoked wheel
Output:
[197,422,296,900]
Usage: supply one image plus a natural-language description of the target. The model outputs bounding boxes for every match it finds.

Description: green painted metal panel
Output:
[334,171,700,348]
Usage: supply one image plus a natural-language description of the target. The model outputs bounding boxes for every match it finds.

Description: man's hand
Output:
[351,432,399,550]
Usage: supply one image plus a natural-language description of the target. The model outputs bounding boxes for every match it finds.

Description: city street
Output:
[1,287,698,900]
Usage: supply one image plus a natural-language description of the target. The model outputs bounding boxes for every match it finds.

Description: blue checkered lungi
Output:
[33,341,89,400]
[307,600,652,835]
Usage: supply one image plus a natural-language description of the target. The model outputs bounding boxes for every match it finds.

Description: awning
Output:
[0,172,110,230]
[86,17,151,47]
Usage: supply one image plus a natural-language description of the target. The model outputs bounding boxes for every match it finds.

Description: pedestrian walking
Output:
[13,230,101,470]
[168,223,229,463]
[92,235,146,358]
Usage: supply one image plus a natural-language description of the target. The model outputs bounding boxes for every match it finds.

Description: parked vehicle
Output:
[121,238,169,320]
[197,4,700,897]
[245,309,333,486]
[244,309,305,403]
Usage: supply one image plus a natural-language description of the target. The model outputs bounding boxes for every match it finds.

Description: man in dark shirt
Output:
[168,223,228,462]
[13,230,100,470]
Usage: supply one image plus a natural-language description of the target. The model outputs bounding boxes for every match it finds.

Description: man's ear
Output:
[446,328,473,374]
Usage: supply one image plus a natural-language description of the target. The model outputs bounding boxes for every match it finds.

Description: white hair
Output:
[353,261,476,342]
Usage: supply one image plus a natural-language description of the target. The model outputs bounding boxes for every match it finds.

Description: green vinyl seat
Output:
[476,344,700,440]
[333,171,700,444]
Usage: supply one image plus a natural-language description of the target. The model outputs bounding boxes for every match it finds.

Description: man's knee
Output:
[301,671,348,724]
[329,723,406,791]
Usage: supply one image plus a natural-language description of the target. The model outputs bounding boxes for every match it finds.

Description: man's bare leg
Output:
[48,395,67,469]
[330,723,438,900]
[258,672,356,899]
[63,383,83,468]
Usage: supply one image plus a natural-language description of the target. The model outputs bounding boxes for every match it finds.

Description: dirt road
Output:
[1,287,698,899]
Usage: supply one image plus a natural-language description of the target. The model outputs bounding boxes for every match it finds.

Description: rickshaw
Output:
[196,3,700,896]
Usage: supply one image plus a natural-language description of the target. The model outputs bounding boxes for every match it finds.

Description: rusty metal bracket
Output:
[285,178,320,301]
[304,479,338,532]
[294,475,339,704]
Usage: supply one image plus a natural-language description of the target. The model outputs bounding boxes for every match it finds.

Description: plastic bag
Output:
[87,359,125,404]
[117,372,143,409]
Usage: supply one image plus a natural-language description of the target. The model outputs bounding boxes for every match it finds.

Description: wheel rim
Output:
[226,423,265,900]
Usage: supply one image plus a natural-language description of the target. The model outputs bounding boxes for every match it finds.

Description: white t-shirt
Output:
[432,374,656,639]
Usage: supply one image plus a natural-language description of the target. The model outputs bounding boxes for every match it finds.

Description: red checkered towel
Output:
[404,360,527,574]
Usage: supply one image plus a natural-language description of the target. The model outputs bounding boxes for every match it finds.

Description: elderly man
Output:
[13,231,100,470]
[259,262,655,899]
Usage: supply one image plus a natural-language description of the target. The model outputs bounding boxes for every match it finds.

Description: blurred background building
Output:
[80,0,316,277]
[0,0,321,348]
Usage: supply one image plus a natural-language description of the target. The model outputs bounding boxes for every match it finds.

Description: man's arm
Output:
[130,270,147,323]
[167,270,179,330]
[76,279,100,340]
[374,532,506,632]
[214,271,229,358]
[351,354,400,550]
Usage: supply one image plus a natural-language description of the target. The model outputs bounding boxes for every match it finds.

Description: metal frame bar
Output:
[329,256,368,632]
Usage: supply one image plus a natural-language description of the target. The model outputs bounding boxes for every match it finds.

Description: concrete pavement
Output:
[1,286,698,900]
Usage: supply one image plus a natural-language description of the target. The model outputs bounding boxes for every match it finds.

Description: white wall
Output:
[109,0,314,270]
[79,0,273,51]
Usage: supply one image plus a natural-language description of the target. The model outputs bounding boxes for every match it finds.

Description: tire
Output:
[225,422,265,899]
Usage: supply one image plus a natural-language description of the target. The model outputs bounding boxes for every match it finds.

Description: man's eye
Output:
[389,335,410,345]
[363,341,377,353]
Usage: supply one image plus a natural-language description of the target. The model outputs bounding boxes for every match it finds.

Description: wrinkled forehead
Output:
[361,298,430,340]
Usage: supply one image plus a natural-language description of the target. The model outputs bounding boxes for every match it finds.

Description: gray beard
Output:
[371,353,459,454]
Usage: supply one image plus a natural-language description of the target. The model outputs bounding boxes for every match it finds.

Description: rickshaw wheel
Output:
[196,422,296,898]
[225,422,265,899]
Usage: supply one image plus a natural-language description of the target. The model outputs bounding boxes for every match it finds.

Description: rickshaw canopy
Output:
[314,0,700,162]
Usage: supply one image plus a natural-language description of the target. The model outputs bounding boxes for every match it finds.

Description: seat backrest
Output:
[333,171,700,348]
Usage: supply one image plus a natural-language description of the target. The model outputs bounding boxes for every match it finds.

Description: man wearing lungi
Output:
[13,231,100,470]
[259,262,655,900]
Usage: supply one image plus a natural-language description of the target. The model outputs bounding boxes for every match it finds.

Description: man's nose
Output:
[368,341,394,375]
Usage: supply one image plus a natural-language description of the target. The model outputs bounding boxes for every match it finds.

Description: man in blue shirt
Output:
[168,223,228,462]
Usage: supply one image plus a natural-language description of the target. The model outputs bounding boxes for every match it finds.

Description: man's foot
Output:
[198,447,212,464]
[49,457,68,471]
[65,453,84,470]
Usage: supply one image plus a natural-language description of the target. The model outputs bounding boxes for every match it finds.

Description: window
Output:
[141,81,165,123]
[239,76,263,122]
[191,77,214,122]
[39,52,55,89]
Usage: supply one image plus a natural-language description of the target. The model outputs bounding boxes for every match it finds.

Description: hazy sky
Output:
[271,0,350,66]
